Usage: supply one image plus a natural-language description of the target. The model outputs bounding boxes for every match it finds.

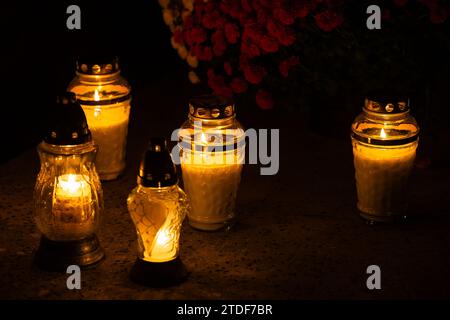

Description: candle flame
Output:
[380,128,387,139]
[155,229,171,247]
[59,174,82,195]
[94,106,101,118]
[200,132,208,144]
[94,89,100,101]
[148,226,176,262]
[55,174,91,200]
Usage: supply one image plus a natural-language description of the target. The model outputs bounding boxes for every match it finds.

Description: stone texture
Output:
[0,79,449,299]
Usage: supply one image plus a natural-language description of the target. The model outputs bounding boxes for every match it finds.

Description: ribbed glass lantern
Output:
[34,93,104,271]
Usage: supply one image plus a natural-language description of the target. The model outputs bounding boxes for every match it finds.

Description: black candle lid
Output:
[76,54,120,75]
[188,94,235,119]
[137,138,178,188]
[364,91,410,114]
[43,92,92,145]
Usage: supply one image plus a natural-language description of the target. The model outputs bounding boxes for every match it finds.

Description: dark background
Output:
[2,1,450,164]
[1,0,450,300]
[1,0,192,163]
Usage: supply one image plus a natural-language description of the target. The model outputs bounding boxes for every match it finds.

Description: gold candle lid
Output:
[352,94,419,146]
[76,55,120,75]
[364,95,409,114]
[188,94,235,120]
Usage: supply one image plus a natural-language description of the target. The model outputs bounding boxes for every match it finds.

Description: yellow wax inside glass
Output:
[130,200,179,263]
[80,91,130,180]
[55,174,91,199]
[352,140,417,216]
[51,174,94,240]
[149,226,177,262]
[181,148,243,228]
[83,102,130,128]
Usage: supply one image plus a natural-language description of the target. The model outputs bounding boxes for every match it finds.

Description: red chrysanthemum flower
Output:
[202,14,216,30]
[279,27,296,46]
[267,19,296,46]
[244,25,264,44]
[224,62,233,76]
[274,8,295,25]
[183,15,194,29]
[279,56,300,77]
[294,1,310,18]
[225,22,240,44]
[256,8,269,25]
[256,89,274,109]
[212,30,227,57]
[260,36,279,53]
[243,64,267,84]
[314,10,344,32]
[239,54,250,69]
[394,0,408,6]
[219,0,232,14]
[173,29,184,45]
[194,45,213,61]
[267,19,284,39]
[230,77,248,93]
[205,1,216,13]
[259,0,278,9]
[429,7,448,23]
[215,16,227,31]
[207,69,233,98]
[190,27,208,44]
[241,0,253,13]
[251,0,263,11]
[382,9,391,21]
[241,40,261,58]
[228,1,242,19]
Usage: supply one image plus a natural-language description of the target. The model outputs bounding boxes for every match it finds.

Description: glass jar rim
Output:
[38,141,97,155]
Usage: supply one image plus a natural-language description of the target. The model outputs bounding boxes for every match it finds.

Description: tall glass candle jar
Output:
[127,138,188,287]
[178,95,245,231]
[34,93,104,271]
[351,95,419,223]
[68,56,131,181]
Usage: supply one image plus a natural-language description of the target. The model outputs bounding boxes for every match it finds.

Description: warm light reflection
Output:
[380,128,387,139]
[56,174,91,198]
[60,174,80,194]
[94,106,101,118]
[150,227,176,262]
[94,89,101,101]
[155,228,171,247]
[200,132,208,145]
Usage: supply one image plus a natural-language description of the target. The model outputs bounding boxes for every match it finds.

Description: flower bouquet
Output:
[159,0,450,112]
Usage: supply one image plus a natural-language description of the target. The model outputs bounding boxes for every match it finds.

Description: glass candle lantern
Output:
[68,55,131,181]
[351,95,420,223]
[127,138,188,287]
[178,95,245,231]
[34,93,104,271]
